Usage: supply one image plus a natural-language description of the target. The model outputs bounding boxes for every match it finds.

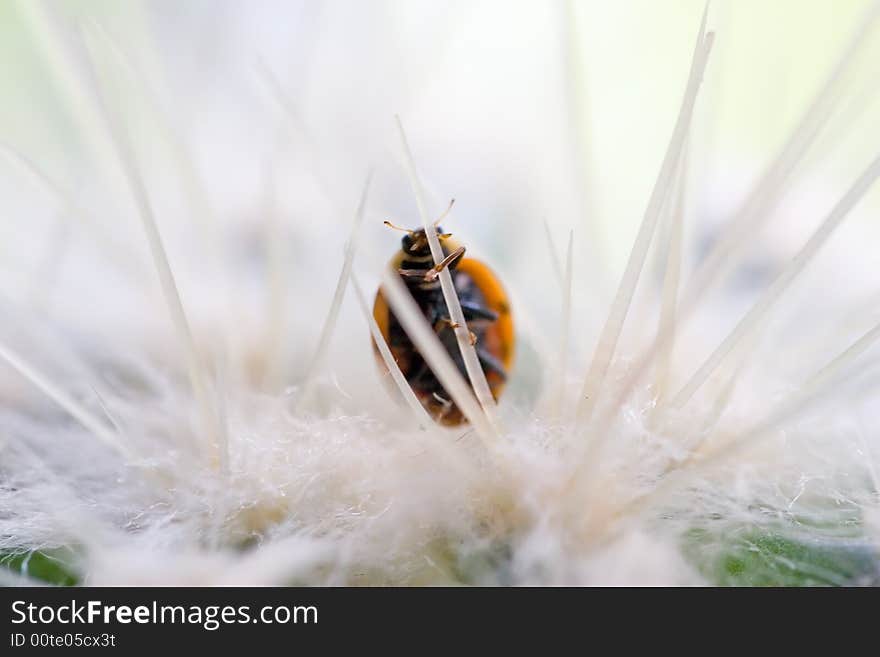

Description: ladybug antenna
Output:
[433,198,455,227]
[383,220,414,234]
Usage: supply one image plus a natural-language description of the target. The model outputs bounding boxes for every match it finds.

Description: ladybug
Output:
[372,207,514,425]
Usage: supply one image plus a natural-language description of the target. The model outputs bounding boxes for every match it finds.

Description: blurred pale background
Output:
[0,0,878,407]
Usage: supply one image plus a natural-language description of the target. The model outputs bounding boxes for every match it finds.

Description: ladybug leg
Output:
[397,246,466,282]
[476,348,507,379]
[423,246,466,281]
[436,317,477,346]
[398,267,431,280]
[432,392,449,403]
[431,392,453,421]
[460,301,498,322]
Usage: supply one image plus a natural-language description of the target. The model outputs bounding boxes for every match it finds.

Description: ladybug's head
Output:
[384,199,456,257]
[401,226,446,256]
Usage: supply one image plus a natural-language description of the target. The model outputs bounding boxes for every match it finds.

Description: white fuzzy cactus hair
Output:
[1,0,880,586]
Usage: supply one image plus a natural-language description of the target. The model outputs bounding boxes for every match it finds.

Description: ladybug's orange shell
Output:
[371,255,514,425]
